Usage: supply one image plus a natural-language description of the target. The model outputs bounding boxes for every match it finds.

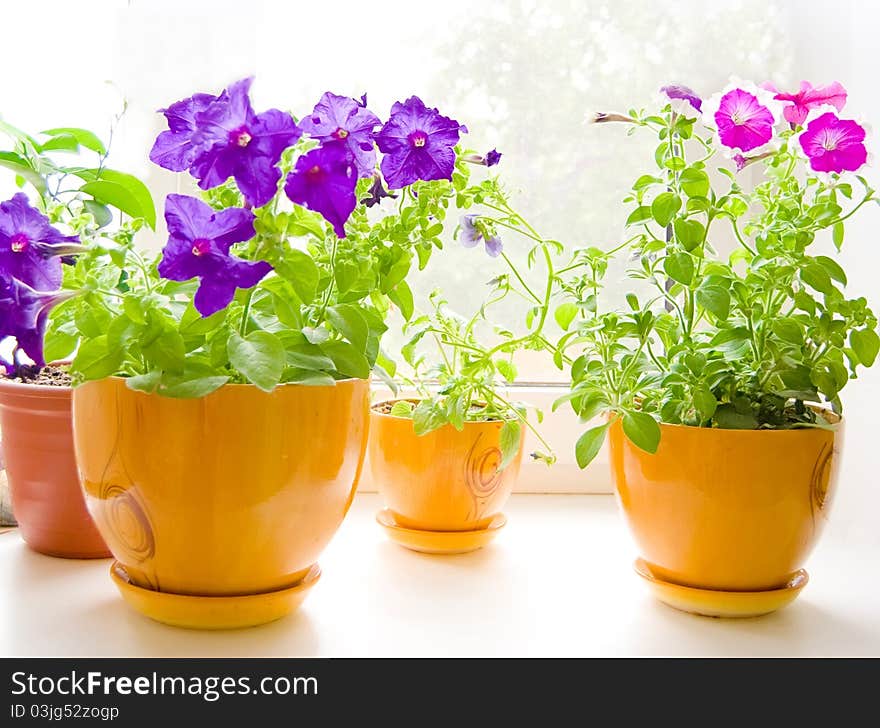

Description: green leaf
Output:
[800,263,833,294]
[554,302,578,331]
[815,255,847,285]
[692,384,717,422]
[651,192,681,227]
[696,285,730,320]
[77,169,156,229]
[772,318,804,345]
[388,281,414,321]
[498,420,522,471]
[276,249,319,304]
[622,411,661,454]
[227,330,285,392]
[389,400,414,418]
[625,206,653,227]
[679,167,710,198]
[832,222,845,250]
[325,304,368,351]
[496,359,517,383]
[575,423,609,469]
[160,376,230,399]
[71,335,123,380]
[43,330,78,364]
[83,199,113,228]
[663,252,694,285]
[714,403,758,429]
[126,371,162,394]
[0,151,46,193]
[851,328,880,367]
[673,218,705,251]
[321,340,371,379]
[285,342,334,371]
[412,400,447,435]
[141,329,185,374]
[40,127,106,155]
[180,304,226,335]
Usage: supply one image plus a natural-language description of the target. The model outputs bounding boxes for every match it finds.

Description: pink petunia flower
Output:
[798,112,867,174]
[764,81,847,127]
[712,88,775,152]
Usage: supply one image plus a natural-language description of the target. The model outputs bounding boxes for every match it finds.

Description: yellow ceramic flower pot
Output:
[369,400,525,539]
[608,416,842,602]
[72,377,369,626]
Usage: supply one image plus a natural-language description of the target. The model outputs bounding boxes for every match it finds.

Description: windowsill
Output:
[2,493,878,657]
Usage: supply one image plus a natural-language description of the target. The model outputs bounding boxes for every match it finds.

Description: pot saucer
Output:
[633,558,809,618]
[376,508,506,555]
[109,562,321,630]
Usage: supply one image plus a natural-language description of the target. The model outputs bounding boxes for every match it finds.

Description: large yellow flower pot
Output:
[369,400,524,552]
[72,377,369,628]
[608,416,841,615]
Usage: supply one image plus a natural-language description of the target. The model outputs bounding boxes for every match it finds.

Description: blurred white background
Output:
[1,0,877,539]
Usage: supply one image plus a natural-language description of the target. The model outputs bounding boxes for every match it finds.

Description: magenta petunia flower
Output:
[185,78,301,208]
[0,272,72,369]
[460,214,502,257]
[0,193,80,292]
[298,92,381,178]
[767,81,847,127]
[284,144,357,238]
[798,112,868,174]
[158,194,270,317]
[712,88,776,153]
[660,84,702,113]
[149,92,217,172]
[374,96,466,189]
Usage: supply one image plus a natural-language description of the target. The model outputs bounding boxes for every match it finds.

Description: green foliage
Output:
[385,172,564,469]
[561,101,879,467]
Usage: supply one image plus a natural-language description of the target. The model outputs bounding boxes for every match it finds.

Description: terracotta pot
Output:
[608,416,842,592]
[369,400,525,531]
[72,377,369,597]
[0,379,109,558]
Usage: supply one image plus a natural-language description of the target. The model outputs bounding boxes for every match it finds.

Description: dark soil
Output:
[1,364,72,387]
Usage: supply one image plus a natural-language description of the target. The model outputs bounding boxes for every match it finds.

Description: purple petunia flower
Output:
[0,193,80,291]
[764,81,847,127]
[0,272,73,369]
[298,92,381,178]
[157,194,271,317]
[485,149,502,167]
[374,96,466,189]
[460,214,502,257]
[798,112,868,174]
[706,87,777,153]
[284,144,357,238]
[152,78,302,208]
[149,92,217,172]
[660,84,703,113]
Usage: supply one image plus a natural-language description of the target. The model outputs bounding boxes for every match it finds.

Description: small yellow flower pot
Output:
[608,415,841,617]
[73,377,369,628]
[369,400,525,553]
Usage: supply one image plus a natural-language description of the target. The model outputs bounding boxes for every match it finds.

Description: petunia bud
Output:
[360,173,397,208]
[589,112,636,124]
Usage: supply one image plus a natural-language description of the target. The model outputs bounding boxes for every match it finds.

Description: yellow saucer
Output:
[634,558,809,618]
[376,509,507,554]
[109,561,321,630]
